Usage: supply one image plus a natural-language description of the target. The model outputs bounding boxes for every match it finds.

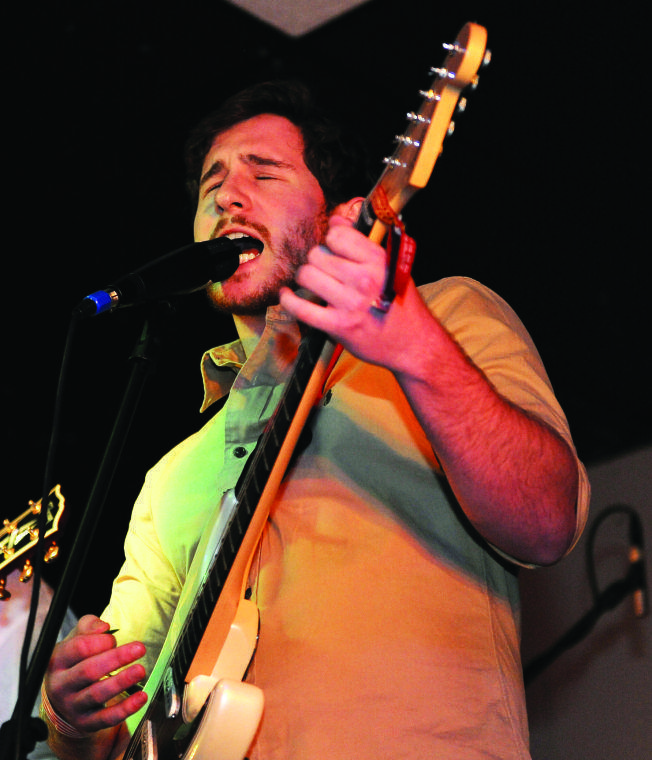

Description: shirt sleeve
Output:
[419,277,590,556]
[101,467,183,678]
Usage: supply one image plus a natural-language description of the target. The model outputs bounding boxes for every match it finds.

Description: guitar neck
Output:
[169,324,330,685]
[172,179,388,684]
[169,151,436,684]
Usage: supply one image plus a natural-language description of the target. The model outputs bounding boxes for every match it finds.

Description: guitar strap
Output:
[369,185,416,312]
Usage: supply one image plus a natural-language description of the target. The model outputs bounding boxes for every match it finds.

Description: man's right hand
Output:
[44,614,148,737]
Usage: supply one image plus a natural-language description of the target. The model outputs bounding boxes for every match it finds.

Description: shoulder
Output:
[418,277,523,325]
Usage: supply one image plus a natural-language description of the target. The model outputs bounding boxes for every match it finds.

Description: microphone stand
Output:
[1,302,173,760]
[523,504,648,686]
[523,565,642,685]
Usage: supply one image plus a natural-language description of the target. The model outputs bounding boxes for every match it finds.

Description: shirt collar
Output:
[200,304,300,412]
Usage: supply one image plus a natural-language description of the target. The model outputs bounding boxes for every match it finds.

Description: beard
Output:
[206,210,328,316]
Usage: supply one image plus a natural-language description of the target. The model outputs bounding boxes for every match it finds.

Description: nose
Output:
[214,173,251,214]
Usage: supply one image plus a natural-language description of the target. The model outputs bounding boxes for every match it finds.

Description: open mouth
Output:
[222,232,264,263]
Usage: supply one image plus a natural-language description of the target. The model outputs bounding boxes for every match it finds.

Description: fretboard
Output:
[168,324,329,686]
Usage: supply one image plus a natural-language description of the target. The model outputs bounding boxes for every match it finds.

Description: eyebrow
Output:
[199,153,297,188]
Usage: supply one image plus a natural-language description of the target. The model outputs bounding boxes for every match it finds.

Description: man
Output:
[41,81,589,759]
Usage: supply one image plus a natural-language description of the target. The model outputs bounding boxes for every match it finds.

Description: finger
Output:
[74,662,146,714]
[279,287,353,339]
[75,614,111,636]
[279,288,332,330]
[52,629,117,672]
[304,245,384,292]
[96,689,148,729]
[328,213,354,228]
[324,223,385,264]
[295,264,372,314]
[74,686,148,734]
[67,641,147,692]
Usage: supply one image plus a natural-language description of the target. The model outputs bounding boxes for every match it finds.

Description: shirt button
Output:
[233,446,247,458]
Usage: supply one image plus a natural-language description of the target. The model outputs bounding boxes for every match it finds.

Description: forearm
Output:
[282,223,580,563]
[41,705,128,760]
[395,293,578,564]
[45,727,127,760]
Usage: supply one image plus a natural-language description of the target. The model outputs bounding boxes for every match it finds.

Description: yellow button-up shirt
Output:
[105,277,589,759]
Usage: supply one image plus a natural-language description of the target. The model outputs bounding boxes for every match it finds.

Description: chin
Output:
[206,280,281,316]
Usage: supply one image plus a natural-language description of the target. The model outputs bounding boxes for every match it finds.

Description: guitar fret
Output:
[150,326,331,707]
[168,332,327,682]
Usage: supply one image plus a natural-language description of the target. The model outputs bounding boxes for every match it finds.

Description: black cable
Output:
[524,503,647,686]
[6,315,81,760]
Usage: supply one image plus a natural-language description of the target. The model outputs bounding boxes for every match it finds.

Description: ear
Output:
[330,197,365,223]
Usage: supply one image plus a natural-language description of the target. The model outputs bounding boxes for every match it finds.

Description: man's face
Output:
[194,113,328,315]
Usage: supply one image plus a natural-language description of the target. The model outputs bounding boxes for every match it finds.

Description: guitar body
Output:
[177,679,263,760]
[123,21,489,759]
[128,674,262,760]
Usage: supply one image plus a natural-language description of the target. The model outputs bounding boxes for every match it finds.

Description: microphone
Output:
[628,512,648,618]
[74,237,262,317]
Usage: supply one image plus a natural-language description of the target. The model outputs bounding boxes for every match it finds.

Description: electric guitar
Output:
[122,22,490,760]
[0,485,65,600]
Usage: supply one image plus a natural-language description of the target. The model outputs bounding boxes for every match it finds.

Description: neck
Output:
[233,313,267,358]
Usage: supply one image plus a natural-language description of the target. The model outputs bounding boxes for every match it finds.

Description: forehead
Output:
[203,113,306,167]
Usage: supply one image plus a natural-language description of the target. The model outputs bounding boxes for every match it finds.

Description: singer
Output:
[42,80,590,760]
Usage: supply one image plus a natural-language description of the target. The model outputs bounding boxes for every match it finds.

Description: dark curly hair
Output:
[184,80,372,210]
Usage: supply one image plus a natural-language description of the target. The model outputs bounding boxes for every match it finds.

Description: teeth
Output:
[239,252,259,263]
[222,232,263,262]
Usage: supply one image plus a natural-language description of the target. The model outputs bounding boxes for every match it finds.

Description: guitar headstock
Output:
[0,484,65,600]
[366,22,489,242]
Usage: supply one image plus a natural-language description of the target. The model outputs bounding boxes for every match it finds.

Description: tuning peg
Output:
[20,559,34,583]
[395,135,421,148]
[419,89,441,103]
[0,577,11,600]
[430,67,455,81]
[470,52,492,91]
[45,542,60,563]
[442,40,492,69]
[407,111,431,125]
[382,157,407,168]
[28,498,43,515]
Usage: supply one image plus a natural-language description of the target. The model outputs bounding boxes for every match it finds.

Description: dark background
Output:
[5,1,649,616]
